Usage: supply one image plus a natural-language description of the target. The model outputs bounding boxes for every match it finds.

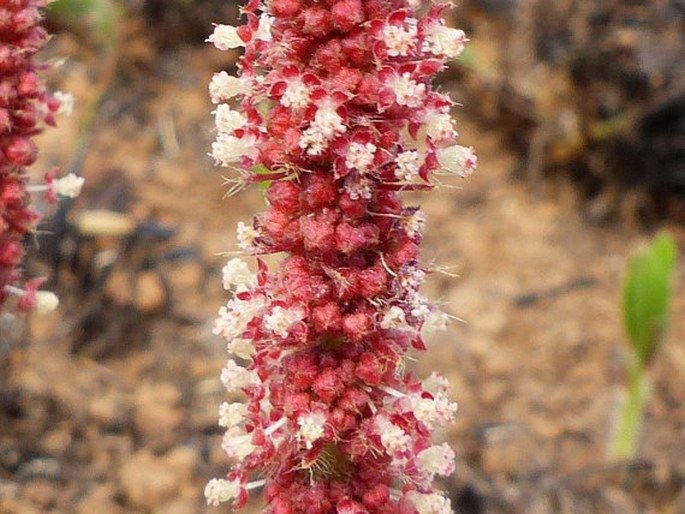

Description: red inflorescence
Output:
[0,0,60,311]
[207,2,476,513]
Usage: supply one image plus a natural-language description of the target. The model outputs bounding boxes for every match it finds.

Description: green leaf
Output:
[256,100,276,120]
[622,232,677,366]
[252,164,272,175]
[252,163,275,191]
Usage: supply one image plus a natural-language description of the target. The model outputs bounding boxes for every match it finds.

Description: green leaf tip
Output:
[622,232,678,367]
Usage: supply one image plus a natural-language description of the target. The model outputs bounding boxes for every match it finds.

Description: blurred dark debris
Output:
[453,0,685,222]
[137,0,240,49]
[513,277,597,307]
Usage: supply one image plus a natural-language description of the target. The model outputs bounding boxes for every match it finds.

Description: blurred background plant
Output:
[610,232,678,460]
[46,0,121,153]
[48,0,120,46]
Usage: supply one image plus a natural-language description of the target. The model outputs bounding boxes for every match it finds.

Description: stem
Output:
[609,358,650,460]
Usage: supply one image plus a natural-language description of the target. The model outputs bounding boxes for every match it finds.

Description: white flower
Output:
[214,104,247,133]
[404,210,427,239]
[263,306,304,338]
[312,102,347,138]
[407,391,458,430]
[381,306,408,330]
[395,150,422,181]
[405,491,452,514]
[281,79,311,110]
[299,130,326,156]
[410,295,431,321]
[343,175,373,200]
[204,478,241,506]
[423,25,467,59]
[213,295,264,340]
[300,101,347,156]
[207,24,243,51]
[222,258,255,289]
[345,142,377,173]
[390,73,426,107]
[383,19,418,57]
[421,309,449,337]
[297,412,327,449]
[236,221,259,252]
[213,305,243,339]
[218,402,247,428]
[425,112,457,142]
[417,443,456,480]
[209,72,246,104]
[436,145,477,177]
[227,338,254,360]
[375,415,411,455]
[211,133,258,166]
[256,14,274,42]
[222,427,255,462]
[53,91,74,116]
[54,173,85,198]
[35,291,59,314]
[422,372,450,396]
[399,266,426,289]
[220,359,258,393]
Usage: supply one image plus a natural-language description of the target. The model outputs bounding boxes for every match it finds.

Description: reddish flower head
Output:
[208,0,475,512]
[1,1,77,313]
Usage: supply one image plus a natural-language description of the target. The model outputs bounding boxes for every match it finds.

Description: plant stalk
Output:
[609,359,650,460]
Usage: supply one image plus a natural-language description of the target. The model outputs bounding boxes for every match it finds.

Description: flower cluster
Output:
[1,0,79,312]
[208,1,475,513]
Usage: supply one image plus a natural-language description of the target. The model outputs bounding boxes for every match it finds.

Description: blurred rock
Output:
[0,499,41,514]
[480,424,541,477]
[135,270,168,314]
[0,480,20,501]
[40,426,73,458]
[163,446,199,483]
[17,458,61,481]
[134,382,184,447]
[76,484,124,514]
[119,450,183,509]
[88,389,133,430]
[154,497,198,514]
[603,487,639,514]
[21,479,58,511]
[89,434,133,479]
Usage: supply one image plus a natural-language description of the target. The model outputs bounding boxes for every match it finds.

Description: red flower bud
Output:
[299,8,333,37]
[355,352,383,386]
[332,0,364,32]
[1,0,64,312]
[312,302,342,332]
[271,0,300,17]
[312,367,344,402]
[5,136,37,166]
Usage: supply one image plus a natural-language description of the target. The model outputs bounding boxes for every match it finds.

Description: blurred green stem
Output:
[610,358,650,460]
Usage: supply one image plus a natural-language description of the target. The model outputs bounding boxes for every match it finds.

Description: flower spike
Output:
[207,1,475,512]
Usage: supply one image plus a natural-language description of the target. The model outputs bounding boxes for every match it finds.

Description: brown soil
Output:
[1,14,684,514]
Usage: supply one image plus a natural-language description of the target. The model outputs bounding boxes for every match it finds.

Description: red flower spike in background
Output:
[0,1,80,313]
[207,1,475,512]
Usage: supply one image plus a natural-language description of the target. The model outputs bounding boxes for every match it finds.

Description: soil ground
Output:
[1,15,684,514]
